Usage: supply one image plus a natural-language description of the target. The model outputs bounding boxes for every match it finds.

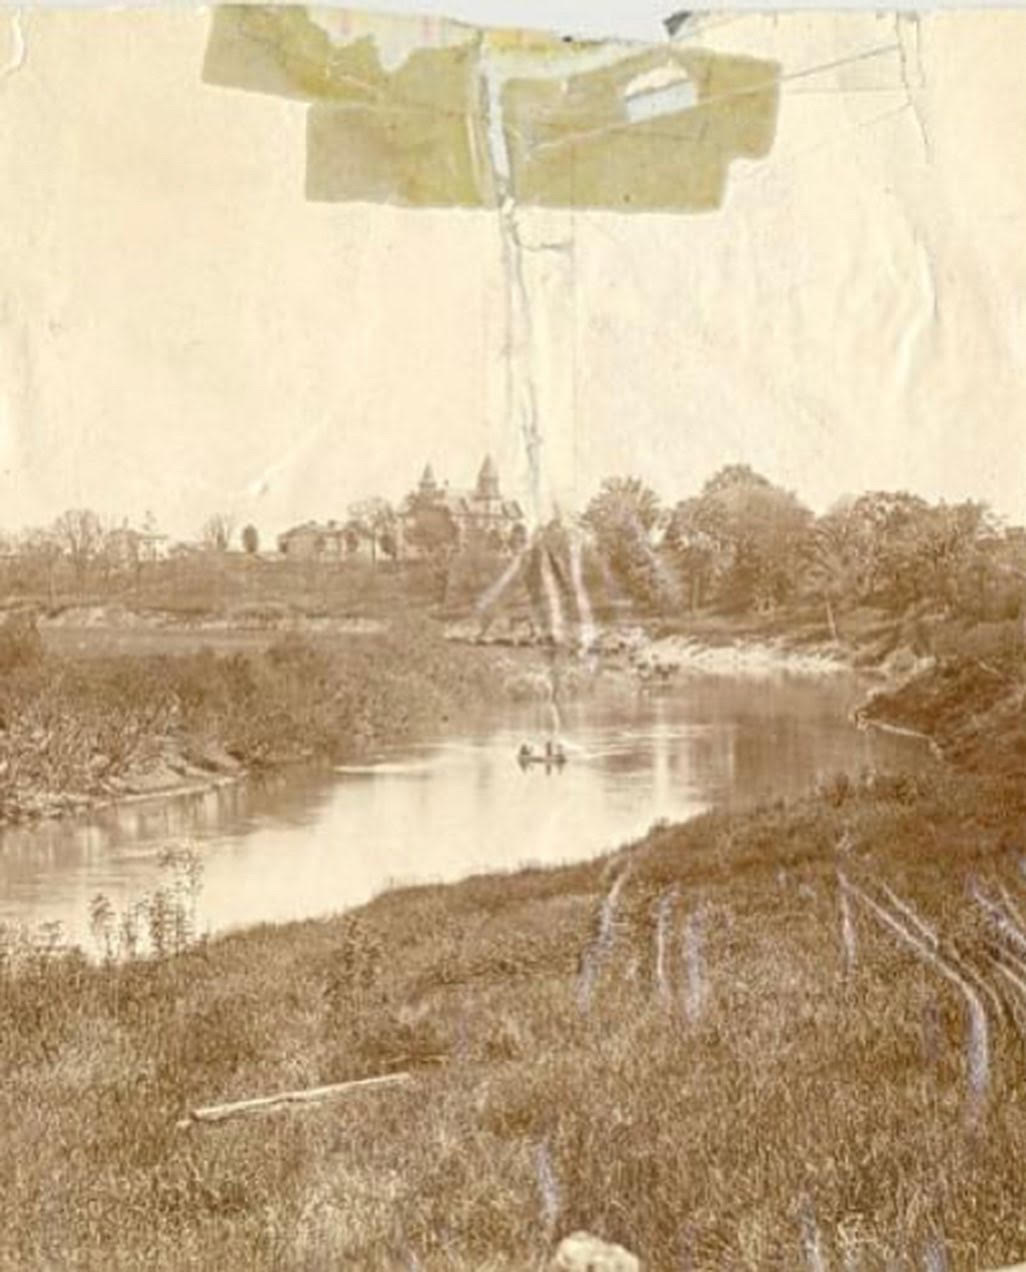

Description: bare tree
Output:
[201,513,235,552]
[347,498,396,567]
[95,520,120,587]
[52,509,104,583]
[103,520,143,592]
[20,527,63,605]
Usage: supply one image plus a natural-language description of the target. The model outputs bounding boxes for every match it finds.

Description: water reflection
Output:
[0,674,926,950]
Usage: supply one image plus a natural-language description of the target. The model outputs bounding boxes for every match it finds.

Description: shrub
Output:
[0,610,43,673]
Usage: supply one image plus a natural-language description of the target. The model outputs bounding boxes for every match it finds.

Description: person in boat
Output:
[518,742,533,765]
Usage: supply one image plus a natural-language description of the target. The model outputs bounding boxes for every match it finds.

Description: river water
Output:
[0,673,927,952]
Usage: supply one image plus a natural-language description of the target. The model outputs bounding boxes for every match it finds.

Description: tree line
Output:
[0,509,267,601]
[580,465,1025,631]
[3,466,1023,634]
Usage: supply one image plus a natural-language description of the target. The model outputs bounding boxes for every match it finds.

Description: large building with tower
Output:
[275,457,527,562]
[402,457,526,554]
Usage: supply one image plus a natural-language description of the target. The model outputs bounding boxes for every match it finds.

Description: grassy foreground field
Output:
[4,761,1026,1269]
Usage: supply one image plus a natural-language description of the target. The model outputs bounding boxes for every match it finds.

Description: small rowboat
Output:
[517,747,567,769]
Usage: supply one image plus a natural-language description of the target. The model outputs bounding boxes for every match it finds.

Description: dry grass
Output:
[4,767,1026,1268]
[1,555,442,623]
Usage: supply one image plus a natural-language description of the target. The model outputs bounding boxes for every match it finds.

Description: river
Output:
[0,672,928,952]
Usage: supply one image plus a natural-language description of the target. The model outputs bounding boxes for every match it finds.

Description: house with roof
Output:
[277,520,352,560]
[105,525,171,568]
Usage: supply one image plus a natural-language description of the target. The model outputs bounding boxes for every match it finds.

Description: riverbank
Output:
[0,616,537,827]
[857,650,1026,776]
[4,761,1026,1269]
[24,589,992,692]
[446,599,961,685]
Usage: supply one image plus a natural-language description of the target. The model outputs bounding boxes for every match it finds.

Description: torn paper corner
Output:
[201,5,780,212]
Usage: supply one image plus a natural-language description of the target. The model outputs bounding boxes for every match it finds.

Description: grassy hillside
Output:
[4,764,1026,1269]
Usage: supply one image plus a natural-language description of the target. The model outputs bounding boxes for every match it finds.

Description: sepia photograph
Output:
[2,4,1026,1268]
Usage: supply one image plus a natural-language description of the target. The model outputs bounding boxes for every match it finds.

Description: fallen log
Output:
[176,1072,412,1130]
[852,711,943,759]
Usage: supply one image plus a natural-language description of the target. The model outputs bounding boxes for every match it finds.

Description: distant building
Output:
[105,526,171,567]
[277,520,351,560]
[402,457,526,555]
[168,540,205,559]
[274,458,525,564]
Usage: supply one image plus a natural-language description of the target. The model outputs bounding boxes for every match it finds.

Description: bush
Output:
[931,619,1021,664]
[0,610,43,673]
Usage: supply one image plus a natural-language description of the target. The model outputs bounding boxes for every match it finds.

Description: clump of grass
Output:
[88,847,205,962]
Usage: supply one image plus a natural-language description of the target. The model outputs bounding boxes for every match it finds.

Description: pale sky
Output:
[1,8,1025,541]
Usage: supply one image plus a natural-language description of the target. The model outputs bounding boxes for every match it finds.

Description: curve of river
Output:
[0,672,929,952]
